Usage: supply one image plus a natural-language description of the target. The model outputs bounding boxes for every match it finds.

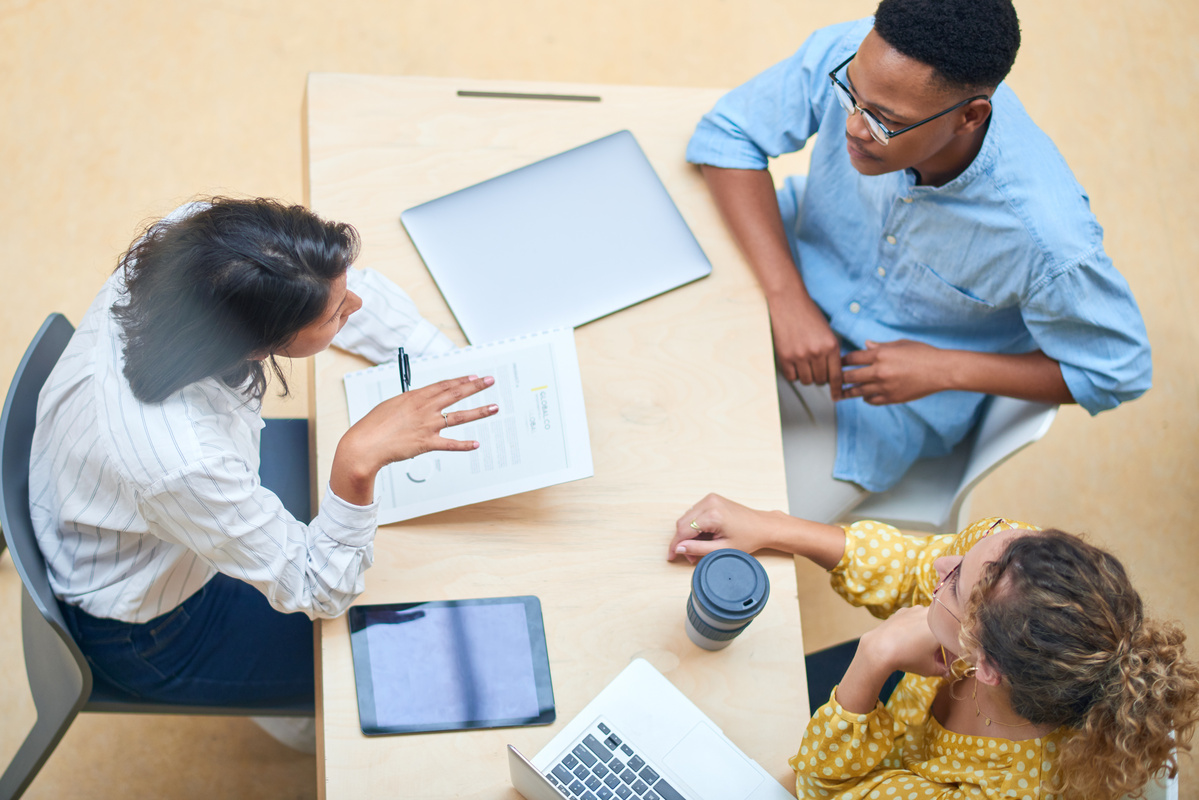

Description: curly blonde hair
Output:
[956,529,1199,800]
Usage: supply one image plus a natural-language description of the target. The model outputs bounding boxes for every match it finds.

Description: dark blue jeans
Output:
[56,417,316,707]
[59,572,314,707]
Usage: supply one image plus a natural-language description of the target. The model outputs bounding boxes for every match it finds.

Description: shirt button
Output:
[877,267,886,277]
[903,197,913,204]
[849,302,861,314]
[886,235,897,245]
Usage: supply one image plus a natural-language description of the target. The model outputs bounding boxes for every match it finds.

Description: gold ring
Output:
[690,520,700,530]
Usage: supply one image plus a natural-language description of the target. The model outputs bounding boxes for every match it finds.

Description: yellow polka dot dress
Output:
[790,518,1065,799]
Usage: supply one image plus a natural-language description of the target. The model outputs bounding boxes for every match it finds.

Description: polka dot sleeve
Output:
[826,520,950,619]
[791,689,909,797]
[826,518,1029,620]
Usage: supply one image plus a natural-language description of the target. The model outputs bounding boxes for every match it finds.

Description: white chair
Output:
[1136,771,1177,800]
[841,396,1059,535]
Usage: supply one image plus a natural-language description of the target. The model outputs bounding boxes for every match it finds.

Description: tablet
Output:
[348,596,555,736]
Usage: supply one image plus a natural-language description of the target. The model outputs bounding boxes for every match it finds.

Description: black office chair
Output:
[0,314,313,800]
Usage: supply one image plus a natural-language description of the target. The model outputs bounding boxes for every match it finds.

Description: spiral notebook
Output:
[343,327,593,523]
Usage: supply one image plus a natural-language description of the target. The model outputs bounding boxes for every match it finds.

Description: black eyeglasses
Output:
[828,52,990,146]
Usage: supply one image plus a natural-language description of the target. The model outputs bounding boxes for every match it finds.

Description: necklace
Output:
[942,647,1035,729]
[971,676,1033,729]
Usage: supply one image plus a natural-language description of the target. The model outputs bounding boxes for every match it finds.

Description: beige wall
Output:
[1,1,1196,797]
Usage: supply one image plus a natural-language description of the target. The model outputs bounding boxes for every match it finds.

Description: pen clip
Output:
[398,347,411,392]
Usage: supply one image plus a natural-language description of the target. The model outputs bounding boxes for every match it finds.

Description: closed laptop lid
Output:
[401,130,712,344]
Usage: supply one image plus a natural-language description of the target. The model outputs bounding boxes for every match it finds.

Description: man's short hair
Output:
[873,0,1021,90]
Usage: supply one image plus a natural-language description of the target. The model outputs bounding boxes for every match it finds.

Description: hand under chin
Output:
[933,645,960,677]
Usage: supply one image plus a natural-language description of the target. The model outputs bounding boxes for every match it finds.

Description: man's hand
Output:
[696,166,845,395]
[769,291,844,398]
[841,342,1076,406]
[839,339,948,405]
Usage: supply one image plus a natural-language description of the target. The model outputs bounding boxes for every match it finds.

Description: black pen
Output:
[398,347,411,393]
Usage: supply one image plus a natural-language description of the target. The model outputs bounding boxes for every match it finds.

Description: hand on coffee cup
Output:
[669,493,774,563]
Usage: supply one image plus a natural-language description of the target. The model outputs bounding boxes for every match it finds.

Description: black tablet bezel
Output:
[348,595,555,736]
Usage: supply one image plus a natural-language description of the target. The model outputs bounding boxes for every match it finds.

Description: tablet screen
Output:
[348,596,555,735]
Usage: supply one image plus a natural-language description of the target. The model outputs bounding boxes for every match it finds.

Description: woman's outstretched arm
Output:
[667,493,846,570]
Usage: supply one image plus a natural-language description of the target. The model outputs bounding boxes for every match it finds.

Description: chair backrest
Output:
[0,314,96,799]
[0,314,77,629]
[842,394,1059,534]
[0,311,92,690]
[946,395,1058,531]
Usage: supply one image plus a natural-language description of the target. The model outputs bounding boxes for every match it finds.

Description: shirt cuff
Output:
[826,686,884,725]
[830,527,856,574]
[1058,360,1136,415]
[829,521,902,575]
[318,482,379,548]
[408,318,455,356]
[684,119,771,170]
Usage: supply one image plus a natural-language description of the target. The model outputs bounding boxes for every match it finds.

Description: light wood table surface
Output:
[304,74,809,800]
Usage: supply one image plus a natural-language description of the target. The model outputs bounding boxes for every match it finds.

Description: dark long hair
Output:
[111,198,359,403]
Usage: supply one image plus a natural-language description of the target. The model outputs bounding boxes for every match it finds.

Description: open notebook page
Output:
[343,327,593,523]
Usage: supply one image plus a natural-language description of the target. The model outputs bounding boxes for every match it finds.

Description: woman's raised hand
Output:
[859,605,949,679]
[331,375,497,504]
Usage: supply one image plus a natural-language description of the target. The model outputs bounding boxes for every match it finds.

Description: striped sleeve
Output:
[138,455,378,619]
[334,267,455,364]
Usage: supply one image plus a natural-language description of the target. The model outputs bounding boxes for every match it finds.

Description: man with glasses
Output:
[686,0,1150,522]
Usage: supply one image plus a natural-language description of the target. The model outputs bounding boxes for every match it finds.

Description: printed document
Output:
[343,327,592,523]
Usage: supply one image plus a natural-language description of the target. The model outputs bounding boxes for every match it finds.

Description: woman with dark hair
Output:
[669,500,1199,799]
[29,198,497,714]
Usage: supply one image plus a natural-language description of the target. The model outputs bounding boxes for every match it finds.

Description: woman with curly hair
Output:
[669,500,1199,799]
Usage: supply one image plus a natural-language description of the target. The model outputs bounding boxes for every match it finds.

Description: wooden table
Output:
[304,74,808,799]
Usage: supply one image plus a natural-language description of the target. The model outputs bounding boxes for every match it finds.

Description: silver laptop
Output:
[400,130,712,344]
[508,659,793,800]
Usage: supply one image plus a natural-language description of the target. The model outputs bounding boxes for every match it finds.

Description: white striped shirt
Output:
[29,229,453,623]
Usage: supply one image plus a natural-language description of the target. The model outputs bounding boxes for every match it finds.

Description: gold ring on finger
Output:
[690,520,700,530]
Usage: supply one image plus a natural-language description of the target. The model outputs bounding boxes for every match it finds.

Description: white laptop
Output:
[508,659,793,800]
[400,130,712,345]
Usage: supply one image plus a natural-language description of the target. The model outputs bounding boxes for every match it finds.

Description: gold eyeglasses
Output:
[932,518,1005,623]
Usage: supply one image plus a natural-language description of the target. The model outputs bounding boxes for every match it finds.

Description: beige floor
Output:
[1,1,1196,798]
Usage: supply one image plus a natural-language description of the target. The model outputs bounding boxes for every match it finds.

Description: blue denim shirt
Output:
[686,18,1151,492]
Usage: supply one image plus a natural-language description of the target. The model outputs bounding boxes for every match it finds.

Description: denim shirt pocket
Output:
[890,261,998,328]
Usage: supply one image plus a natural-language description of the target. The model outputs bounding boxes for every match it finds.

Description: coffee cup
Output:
[685,549,770,650]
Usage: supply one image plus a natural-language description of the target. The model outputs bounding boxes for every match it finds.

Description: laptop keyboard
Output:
[545,718,688,800]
